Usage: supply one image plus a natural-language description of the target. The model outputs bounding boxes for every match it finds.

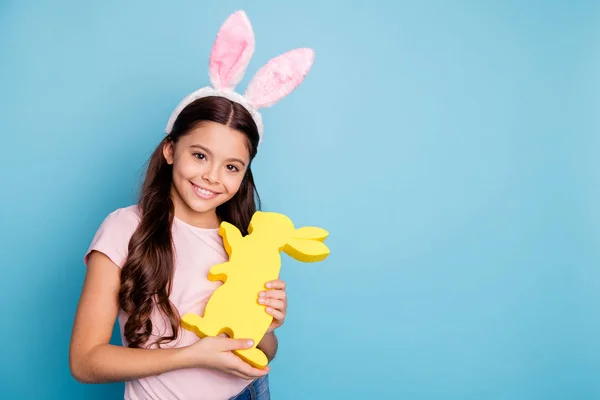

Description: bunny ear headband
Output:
[165,10,315,149]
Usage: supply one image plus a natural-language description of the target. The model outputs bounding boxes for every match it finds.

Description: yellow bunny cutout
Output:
[181,211,330,368]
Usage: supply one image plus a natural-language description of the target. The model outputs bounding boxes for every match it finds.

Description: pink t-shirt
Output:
[84,205,252,400]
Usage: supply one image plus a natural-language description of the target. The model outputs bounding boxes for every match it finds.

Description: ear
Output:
[283,238,330,263]
[209,10,255,91]
[245,48,315,108]
[163,140,174,165]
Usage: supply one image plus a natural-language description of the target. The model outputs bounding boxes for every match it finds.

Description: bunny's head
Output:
[248,211,296,247]
[248,211,330,262]
[165,10,315,150]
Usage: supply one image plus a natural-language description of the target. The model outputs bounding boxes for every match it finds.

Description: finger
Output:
[235,371,267,380]
[265,280,286,290]
[258,298,285,310]
[219,338,255,351]
[266,307,285,321]
[229,361,269,379]
[235,362,270,378]
[260,289,287,300]
[227,369,255,381]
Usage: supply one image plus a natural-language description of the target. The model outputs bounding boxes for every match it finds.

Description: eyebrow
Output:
[189,144,247,167]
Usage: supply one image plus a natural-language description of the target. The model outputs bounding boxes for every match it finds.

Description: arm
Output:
[257,332,278,362]
[70,251,269,383]
[70,251,268,383]
[69,251,191,383]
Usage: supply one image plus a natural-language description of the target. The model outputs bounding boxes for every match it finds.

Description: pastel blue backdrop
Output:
[0,1,597,399]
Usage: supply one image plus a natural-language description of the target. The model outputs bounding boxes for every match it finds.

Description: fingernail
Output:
[259,291,265,297]
[267,307,273,312]
[266,283,272,288]
[247,340,254,346]
[258,298,265,304]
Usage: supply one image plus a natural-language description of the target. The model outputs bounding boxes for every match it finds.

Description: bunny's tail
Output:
[181,313,222,338]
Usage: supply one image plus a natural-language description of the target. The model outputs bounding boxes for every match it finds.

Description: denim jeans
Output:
[229,375,270,400]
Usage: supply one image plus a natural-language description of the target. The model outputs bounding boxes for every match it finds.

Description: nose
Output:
[202,162,220,184]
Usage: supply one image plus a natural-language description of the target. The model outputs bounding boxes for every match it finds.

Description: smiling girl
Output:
[68,9,314,400]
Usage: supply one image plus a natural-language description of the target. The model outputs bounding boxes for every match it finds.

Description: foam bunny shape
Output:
[165,10,315,148]
[181,211,330,369]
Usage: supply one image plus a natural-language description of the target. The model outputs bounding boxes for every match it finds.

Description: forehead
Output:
[180,121,250,161]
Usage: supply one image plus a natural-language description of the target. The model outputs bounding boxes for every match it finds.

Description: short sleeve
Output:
[83,206,140,268]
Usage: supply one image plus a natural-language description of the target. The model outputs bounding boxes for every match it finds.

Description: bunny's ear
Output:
[209,10,255,90]
[245,48,314,108]
[283,239,330,263]
[293,227,328,242]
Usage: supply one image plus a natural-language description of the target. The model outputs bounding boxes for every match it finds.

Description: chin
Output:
[186,192,232,214]
[186,198,220,214]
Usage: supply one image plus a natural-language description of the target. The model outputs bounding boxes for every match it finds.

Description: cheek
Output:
[172,157,200,180]
[223,174,245,194]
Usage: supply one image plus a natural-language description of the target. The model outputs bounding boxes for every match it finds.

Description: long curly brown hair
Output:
[118,96,261,348]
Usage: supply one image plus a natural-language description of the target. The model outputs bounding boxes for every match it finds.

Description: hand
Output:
[258,279,287,333]
[183,336,270,380]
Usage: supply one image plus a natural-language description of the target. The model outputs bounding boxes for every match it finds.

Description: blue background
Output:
[1,0,598,399]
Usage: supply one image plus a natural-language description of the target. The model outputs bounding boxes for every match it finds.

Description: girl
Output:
[69,96,282,400]
[69,10,314,399]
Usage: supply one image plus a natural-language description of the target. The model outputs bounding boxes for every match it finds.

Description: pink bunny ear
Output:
[209,10,255,90]
[245,48,315,108]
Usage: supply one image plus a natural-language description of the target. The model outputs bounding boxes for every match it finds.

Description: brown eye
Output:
[193,153,206,160]
[227,165,239,172]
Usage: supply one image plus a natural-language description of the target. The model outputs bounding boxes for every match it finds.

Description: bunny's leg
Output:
[234,347,269,369]
[231,322,270,368]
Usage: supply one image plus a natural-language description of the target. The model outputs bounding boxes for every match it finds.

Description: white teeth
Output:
[194,185,215,196]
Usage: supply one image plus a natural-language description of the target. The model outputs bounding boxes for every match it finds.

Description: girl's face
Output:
[163,121,251,226]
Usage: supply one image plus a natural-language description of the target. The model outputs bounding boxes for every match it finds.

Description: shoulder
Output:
[95,205,141,240]
[103,205,141,228]
[84,205,141,268]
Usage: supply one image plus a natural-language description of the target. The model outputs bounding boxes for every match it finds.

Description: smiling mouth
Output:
[191,182,221,199]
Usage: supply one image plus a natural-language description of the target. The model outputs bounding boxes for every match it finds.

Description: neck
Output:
[170,187,220,229]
